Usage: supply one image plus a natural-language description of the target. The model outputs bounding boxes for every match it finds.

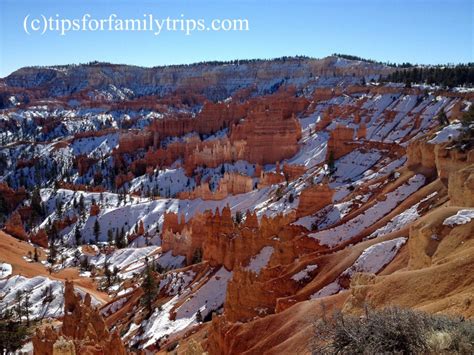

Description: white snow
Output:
[159,269,196,296]
[71,133,119,159]
[138,267,232,348]
[0,263,12,279]
[443,209,474,227]
[291,264,318,282]
[311,237,406,299]
[0,275,102,320]
[310,281,342,300]
[245,246,274,274]
[342,237,407,277]
[428,123,463,144]
[310,175,425,246]
[89,246,158,273]
[368,192,437,239]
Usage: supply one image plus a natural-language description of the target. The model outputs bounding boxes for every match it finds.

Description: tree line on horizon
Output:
[383,63,474,87]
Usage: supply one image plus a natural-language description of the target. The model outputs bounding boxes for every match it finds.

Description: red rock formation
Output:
[4,211,27,240]
[356,123,366,140]
[282,164,306,181]
[184,138,247,175]
[313,87,341,102]
[32,281,126,355]
[230,106,303,165]
[258,170,286,187]
[58,182,106,193]
[179,173,254,200]
[75,155,97,176]
[315,108,333,130]
[150,101,247,144]
[449,165,474,207]
[162,212,186,234]
[297,183,334,218]
[114,172,134,189]
[90,203,100,217]
[0,183,27,212]
[114,130,153,154]
[406,140,437,172]
[31,228,48,248]
[435,145,474,181]
[117,92,307,176]
[162,213,207,264]
[163,206,304,271]
[326,124,355,160]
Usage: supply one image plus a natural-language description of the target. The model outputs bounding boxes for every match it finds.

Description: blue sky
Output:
[0,0,472,77]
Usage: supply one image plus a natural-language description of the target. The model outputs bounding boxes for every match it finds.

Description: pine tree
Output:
[47,241,57,265]
[107,229,113,244]
[234,211,243,224]
[55,199,63,219]
[196,309,203,323]
[192,248,203,264]
[141,257,158,316]
[74,225,82,246]
[327,151,336,175]
[31,187,43,217]
[22,290,32,326]
[436,110,449,126]
[14,291,23,322]
[78,194,85,220]
[104,258,112,288]
[93,219,100,244]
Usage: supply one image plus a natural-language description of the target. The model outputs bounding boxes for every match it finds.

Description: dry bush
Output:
[312,306,473,354]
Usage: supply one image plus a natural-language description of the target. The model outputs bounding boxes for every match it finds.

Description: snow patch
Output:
[443,209,474,227]
[428,123,463,144]
[291,264,318,282]
[245,246,274,274]
[0,263,12,279]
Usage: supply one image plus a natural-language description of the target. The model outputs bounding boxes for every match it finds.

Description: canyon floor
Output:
[0,56,473,354]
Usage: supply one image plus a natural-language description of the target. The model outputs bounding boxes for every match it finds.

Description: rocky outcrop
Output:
[150,101,247,144]
[229,106,304,165]
[4,211,27,240]
[282,164,306,181]
[31,228,48,248]
[109,92,306,179]
[448,165,474,207]
[33,281,126,355]
[406,140,437,172]
[435,146,474,181]
[326,124,356,160]
[115,131,153,154]
[184,138,247,175]
[89,203,100,217]
[0,183,27,212]
[161,212,208,265]
[296,183,334,218]
[179,172,253,200]
[258,162,305,187]
[407,137,474,182]
[162,206,301,271]
[75,155,97,176]
[258,171,286,187]
[203,208,299,270]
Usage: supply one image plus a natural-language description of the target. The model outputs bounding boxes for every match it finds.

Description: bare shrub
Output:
[312,306,474,354]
